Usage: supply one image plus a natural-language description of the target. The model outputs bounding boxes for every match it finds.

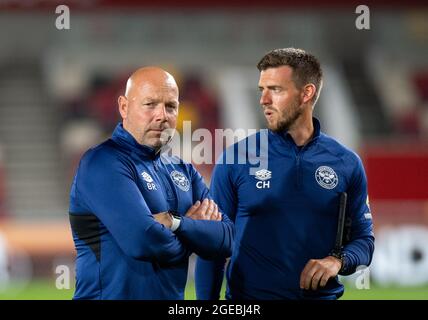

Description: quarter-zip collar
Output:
[111,123,160,160]
[269,117,321,152]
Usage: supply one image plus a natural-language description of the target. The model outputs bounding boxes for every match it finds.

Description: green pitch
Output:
[0,279,427,300]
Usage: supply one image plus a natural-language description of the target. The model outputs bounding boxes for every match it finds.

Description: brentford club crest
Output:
[315,166,338,189]
[170,170,190,192]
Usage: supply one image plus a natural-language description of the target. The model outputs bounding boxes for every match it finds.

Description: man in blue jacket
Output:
[69,67,234,299]
[195,48,374,300]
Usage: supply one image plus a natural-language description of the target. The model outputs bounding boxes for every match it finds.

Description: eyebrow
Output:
[166,101,179,107]
[142,98,179,106]
[142,97,159,102]
[258,85,282,90]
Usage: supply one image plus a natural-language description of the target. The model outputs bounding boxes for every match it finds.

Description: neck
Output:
[287,110,314,147]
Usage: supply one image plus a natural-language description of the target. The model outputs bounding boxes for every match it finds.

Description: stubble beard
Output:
[146,127,175,151]
[268,98,303,133]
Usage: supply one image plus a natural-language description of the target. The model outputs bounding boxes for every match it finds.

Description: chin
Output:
[270,123,289,133]
[267,122,278,132]
[141,138,158,148]
[155,139,170,148]
[150,141,163,148]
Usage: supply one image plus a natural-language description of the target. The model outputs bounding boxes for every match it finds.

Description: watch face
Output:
[170,212,182,233]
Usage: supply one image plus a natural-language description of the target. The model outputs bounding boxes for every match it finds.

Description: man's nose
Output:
[260,90,271,107]
[154,104,168,121]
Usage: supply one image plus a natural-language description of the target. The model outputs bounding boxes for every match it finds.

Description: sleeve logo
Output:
[141,171,154,183]
[141,171,157,190]
[254,169,271,189]
[254,169,272,181]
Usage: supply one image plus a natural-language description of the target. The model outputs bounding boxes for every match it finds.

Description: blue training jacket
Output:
[195,118,374,300]
[69,123,234,300]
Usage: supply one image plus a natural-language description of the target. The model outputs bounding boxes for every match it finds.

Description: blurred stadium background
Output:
[0,0,428,300]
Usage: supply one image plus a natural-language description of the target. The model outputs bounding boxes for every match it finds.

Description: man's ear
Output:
[302,84,316,104]
[118,95,128,119]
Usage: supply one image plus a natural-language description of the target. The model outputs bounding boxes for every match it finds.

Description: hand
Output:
[185,199,222,221]
[299,256,342,291]
[152,212,173,228]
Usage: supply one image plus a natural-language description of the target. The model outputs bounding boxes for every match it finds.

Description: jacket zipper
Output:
[153,159,177,209]
[295,152,301,189]
[295,145,308,189]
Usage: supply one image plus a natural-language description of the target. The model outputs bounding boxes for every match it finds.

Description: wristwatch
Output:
[168,210,181,232]
[330,251,347,274]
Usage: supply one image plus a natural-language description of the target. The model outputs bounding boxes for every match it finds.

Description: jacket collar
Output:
[111,123,159,159]
[270,117,321,148]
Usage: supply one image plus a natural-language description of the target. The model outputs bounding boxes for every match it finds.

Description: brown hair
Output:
[257,48,323,104]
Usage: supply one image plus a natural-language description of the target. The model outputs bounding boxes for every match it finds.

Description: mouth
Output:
[264,110,275,118]
[147,129,165,139]
[149,127,168,133]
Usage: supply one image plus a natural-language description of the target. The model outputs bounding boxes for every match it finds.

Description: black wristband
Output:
[330,251,346,274]
[168,210,181,219]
